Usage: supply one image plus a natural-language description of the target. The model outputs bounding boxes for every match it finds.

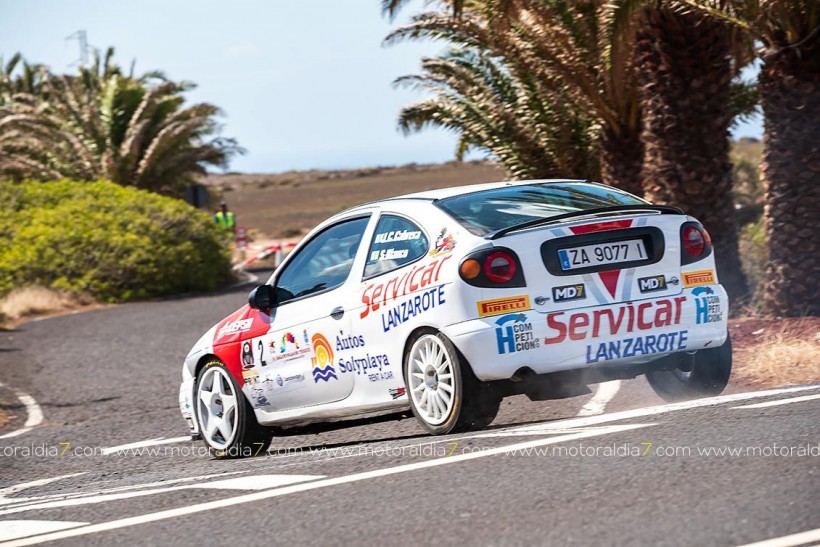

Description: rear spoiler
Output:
[485,205,684,240]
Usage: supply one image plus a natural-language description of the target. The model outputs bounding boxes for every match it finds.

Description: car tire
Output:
[195,360,272,459]
[645,334,732,402]
[404,331,501,435]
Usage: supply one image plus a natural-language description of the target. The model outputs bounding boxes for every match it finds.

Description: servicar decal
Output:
[360,255,451,319]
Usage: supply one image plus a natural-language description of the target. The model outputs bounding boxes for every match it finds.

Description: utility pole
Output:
[66,30,89,67]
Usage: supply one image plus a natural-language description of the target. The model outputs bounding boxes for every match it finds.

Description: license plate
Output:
[558,239,647,271]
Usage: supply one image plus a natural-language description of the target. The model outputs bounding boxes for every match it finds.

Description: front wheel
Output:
[645,335,732,402]
[404,332,501,435]
[195,360,272,458]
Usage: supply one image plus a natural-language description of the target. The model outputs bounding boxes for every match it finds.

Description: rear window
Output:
[435,182,647,235]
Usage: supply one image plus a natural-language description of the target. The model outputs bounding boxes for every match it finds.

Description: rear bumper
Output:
[442,284,729,381]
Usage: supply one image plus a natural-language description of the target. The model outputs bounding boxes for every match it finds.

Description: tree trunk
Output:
[600,124,644,197]
[636,8,747,303]
[759,45,820,316]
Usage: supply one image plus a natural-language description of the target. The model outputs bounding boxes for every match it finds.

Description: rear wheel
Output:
[645,335,732,402]
[404,332,501,435]
[195,360,272,458]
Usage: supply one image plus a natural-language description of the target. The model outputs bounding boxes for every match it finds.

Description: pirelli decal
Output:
[477,295,531,317]
[682,269,715,288]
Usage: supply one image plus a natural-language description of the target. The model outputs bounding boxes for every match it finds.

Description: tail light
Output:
[683,226,705,257]
[459,247,526,288]
[680,222,712,265]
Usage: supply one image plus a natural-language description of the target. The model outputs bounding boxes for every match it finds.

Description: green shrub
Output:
[0,180,234,302]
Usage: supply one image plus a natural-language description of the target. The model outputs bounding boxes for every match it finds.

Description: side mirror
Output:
[248,285,276,311]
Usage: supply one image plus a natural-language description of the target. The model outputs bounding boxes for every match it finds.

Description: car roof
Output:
[338,178,587,217]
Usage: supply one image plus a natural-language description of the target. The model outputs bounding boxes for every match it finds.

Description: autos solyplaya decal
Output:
[477,295,531,317]
[310,333,337,382]
[334,332,394,382]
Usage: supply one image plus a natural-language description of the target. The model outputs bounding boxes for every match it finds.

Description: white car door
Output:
[243,215,371,411]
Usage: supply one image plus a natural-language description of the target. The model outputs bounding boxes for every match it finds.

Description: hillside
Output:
[203,160,505,238]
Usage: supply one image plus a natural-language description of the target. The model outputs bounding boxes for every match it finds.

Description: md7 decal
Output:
[544,297,686,344]
[360,255,451,319]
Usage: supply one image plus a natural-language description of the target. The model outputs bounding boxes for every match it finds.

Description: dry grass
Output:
[204,160,505,239]
[731,317,820,388]
[0,286,97,328]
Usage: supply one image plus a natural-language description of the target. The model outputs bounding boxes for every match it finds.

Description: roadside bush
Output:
[0,180,234,302]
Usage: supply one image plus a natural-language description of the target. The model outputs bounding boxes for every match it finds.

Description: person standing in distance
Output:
[213,201,236,240]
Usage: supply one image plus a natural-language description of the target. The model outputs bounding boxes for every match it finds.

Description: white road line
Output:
[576,380,621,417]
[471,384,820,439]
[100,436,191,455]
[732,394,820,410]
[0,475,323,517]
[0,475,85,500]
[188,475,324,490]
[0,472,247,511]
[0,423,651,546]
[736,527,820,547]
[0,383,43,440]
[0,521,89,543]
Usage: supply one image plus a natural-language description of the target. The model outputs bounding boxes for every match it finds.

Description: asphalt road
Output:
[0,281,818,546]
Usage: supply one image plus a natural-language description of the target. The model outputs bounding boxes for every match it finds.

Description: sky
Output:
[0,0,764,173]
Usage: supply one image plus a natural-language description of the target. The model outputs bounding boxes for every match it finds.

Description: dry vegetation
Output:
[203,160,505,238]
[730,317,820,388]
[0,286,97,329]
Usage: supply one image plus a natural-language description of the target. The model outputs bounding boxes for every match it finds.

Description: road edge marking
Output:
[0,423,651,546]
[735,527,820,547]
[576,380,621,417]
[731,393,820,410]
[0,382,43,440]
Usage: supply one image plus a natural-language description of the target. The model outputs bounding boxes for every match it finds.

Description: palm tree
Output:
[384,0,645,194]
[0,48,241,196]
[681,0,819,316]
[605,1,749,301]
[394,47,600,180]
[0,54,49,105]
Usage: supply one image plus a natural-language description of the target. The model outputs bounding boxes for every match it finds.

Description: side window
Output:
[364,215,428,279]
[275,216,370,305]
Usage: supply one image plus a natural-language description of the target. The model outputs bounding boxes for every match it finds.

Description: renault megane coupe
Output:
[179,180,731,458]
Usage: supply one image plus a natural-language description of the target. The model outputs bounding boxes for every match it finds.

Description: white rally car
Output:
[180,180,731,457]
